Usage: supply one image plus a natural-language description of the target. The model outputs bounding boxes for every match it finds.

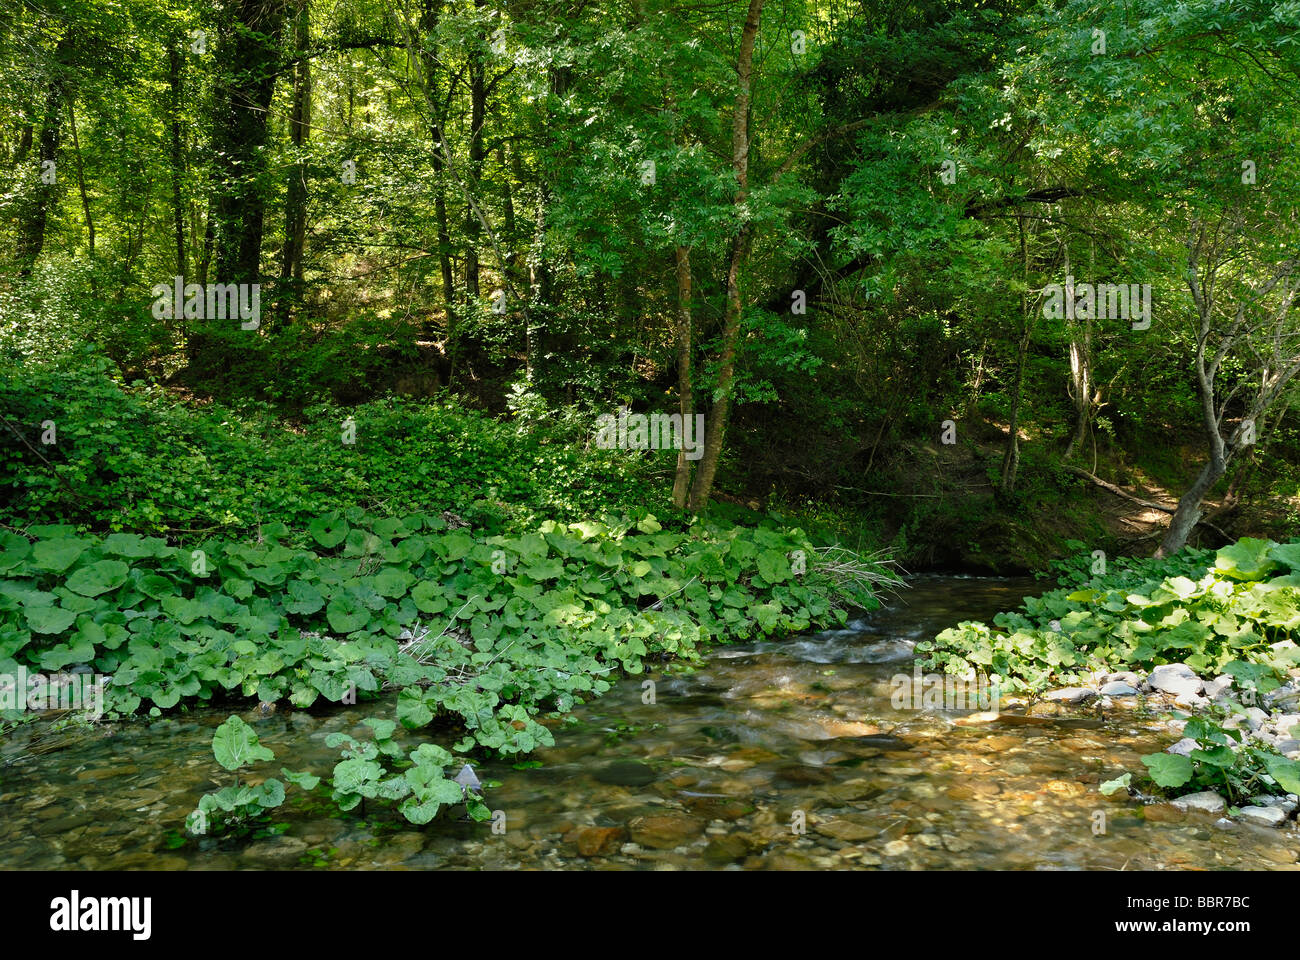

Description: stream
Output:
[2,575,1297,870]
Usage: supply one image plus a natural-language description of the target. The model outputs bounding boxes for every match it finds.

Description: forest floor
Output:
[862,417,1297,575]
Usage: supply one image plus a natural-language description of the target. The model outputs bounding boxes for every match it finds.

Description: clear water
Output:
[2,575,1296,870]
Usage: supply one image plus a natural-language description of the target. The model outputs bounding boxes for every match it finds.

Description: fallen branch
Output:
[1064,465,1233,543]
[1062,465,1173,514]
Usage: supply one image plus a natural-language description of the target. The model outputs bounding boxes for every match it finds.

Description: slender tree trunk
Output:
[169,39,187,280]
[280,0,311,287]
[464,0,487,300]
[66,100,95,286]
[418,0,456,360]
[1159,460,1226,557]
[210,0,287,286]
[1000,216,1032,495]
[17,37,69,277]
[685,0,764,513]
[672,245,694,508]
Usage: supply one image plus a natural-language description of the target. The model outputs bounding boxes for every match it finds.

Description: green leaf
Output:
[32,538,88,573]
[326,594,370,633]
[25,604,77,635]
[281,768,322,791]
[1099,773,1132,796]
[212,715,275,771]
[1213,538,1277,581]
[309,514,349,549]
[756,550,792,583]
[1141,753,1194,789]
[66,560,131,597]
[1262,754,1300,795]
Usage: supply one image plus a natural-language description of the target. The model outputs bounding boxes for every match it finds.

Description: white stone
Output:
[1149,664,1203,697]
[1171,791,1226,814]
[1237,805,1287,828]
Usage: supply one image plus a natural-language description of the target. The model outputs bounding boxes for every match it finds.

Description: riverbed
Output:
[2,575,1296,870]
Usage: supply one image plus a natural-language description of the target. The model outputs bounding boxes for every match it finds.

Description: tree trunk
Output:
[280,0,311,287]
[210,0,287,286]
[464,0,487,300]
[685,0,764,513]
[17,37,70,277]
[169,38,187,280]
[66,99,95,285]
[1157,460,1226,557]
[672,245,694,508]
[1000,217,1032,495]
[417,0,456,351]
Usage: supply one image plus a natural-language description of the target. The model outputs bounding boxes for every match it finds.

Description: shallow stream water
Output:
[2,575,1297,870]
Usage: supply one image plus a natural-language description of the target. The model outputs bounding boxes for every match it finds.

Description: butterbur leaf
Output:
[1213,538,1277,581]
[1099,773,1132,796]
[362,717,397,741]
[32,538,87,573]
[1262,754,1300,795]
[25,604,76,635]
[309,514,349,549]
[212,715,275,771]
[281,768,321,791]
[1141,753,1194,789]
[756,550,792,583]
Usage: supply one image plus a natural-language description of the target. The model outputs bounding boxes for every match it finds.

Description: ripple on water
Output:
[2,575,1298,870]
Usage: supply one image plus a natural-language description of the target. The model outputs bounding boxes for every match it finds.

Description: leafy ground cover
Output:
[0,510,893,831]
[918,538,1300,803]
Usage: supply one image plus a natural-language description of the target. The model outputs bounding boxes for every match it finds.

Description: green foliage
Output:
[0,355,663,537]
[1139,710,1300,803]
[4,502,886,825]
[918,539,1300,695]
[187,715,316,836]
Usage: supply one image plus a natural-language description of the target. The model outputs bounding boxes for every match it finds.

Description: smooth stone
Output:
[1237,805,1287,828]
[1250,795,1298,815]
[1149,664,1203,697]
[1142,804,1186,823]
[1043,688,1096,704]
[1099,681,1139,697]
[567,826,628,857]
[1244,708,1269,731]
[1105,671,1142,686]
[241,836,308,866]
[1204,675,1234,699]
[1274,715,1300,737]
[1171,791,1226,814]
[628,815,706,849]
[1166,738,1198,757]
[815,818,879,842]
[702,835,753,863]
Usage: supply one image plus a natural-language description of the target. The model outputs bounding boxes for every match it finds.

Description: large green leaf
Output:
[32,538,88,573]
[1213,538,1277,581]
[25,604,77,635]
[309,514,349,549]
[66,560,131,597]
[211,715,275,771]
[326,594,370,633]
[1141,753,1194,789]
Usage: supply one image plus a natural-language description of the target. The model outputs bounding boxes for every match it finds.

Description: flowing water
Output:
[2,575,1297,870]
